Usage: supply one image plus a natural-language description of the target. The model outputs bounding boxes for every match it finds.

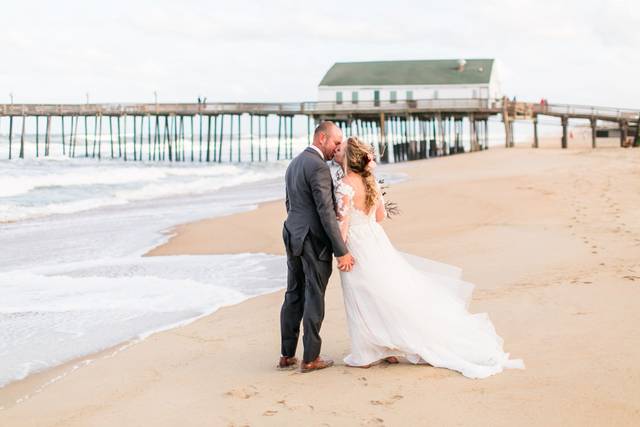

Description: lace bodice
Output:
[336,181,376,221]
[335,180,383,244]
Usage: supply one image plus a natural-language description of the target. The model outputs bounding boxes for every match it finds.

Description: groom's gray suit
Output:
[280,146,348,363]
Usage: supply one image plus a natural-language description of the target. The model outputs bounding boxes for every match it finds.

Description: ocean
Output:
[0,154,290,388]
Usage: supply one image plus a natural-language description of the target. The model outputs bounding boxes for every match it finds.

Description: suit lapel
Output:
[305,146,324,160]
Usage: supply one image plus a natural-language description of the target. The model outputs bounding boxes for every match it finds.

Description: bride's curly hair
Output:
[344,136,378,212]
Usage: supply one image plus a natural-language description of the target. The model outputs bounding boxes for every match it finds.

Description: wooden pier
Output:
[0,98,638,162]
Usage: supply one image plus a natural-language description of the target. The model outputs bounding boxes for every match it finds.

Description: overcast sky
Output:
[1,0,638,108]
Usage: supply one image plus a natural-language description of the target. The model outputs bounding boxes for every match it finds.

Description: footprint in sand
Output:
[275,399,313,412]
[275,400,293,411]
[370,395,404,406]
[224,386,259,399]
[363,417,385,426]
[623,275,640,282]
[263,410,278,416]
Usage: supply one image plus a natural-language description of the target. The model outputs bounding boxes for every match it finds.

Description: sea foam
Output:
[0,254,285,388]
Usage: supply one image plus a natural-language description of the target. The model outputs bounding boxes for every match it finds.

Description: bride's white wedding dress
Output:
[336,180,524,379]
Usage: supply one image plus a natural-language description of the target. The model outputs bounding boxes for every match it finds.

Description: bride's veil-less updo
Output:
[344,136,378,212]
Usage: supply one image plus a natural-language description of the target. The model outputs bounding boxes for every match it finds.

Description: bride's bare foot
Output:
[346,357,399,368]
[346,363,372,369]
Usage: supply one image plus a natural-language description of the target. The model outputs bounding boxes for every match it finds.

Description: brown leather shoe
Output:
[277,356,298,370]
[300,357,334,373]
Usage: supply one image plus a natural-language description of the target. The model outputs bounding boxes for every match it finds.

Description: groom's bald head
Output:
[313,121,343,160]
[314,121,338,138]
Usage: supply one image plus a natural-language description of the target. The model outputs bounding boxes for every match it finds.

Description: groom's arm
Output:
[308,162,348,257]
[285,185,290,213]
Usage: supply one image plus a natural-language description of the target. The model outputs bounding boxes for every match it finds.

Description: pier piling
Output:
[20,115,25,159]
[35,116,40,157]
[561,116,568,149]
[620,121,628,147]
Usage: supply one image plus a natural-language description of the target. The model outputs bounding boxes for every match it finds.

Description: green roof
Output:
[319,59,494,86]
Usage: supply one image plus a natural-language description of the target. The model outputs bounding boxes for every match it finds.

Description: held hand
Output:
[337,253,355,272]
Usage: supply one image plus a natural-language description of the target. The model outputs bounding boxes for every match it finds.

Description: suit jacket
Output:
[283,146,348,260]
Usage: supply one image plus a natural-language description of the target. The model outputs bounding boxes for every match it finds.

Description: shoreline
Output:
[0,286,288,411]
[144,200,287,257]
[1,147,639,426]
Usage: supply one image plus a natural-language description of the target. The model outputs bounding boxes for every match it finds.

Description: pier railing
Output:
[533,103,639,121]
[0,98,499,117]
[1,99,636,122]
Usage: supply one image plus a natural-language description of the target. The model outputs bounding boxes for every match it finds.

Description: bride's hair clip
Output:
[360,153,371,170]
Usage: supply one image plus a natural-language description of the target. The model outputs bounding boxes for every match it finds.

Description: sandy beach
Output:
[1,145,639,426]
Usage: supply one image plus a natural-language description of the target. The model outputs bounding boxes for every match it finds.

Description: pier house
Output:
[317,59,501,108]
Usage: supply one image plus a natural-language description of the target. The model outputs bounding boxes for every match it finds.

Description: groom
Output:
[279,121,355,373]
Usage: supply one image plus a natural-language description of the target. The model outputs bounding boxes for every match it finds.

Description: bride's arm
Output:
[337,194,350,243]
[375,195,386,222]
[375,181,386,223]
[336,181,353,243]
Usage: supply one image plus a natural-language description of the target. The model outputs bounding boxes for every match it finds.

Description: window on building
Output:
[390,90,397,103]
[406,90,413,101]
[336,91,343,104]
[433,90,439,99]
[373,90,380,106]
[472,89,478,99]
[351,91,358,104]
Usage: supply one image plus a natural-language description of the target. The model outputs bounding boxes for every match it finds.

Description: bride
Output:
[334,136,524,379]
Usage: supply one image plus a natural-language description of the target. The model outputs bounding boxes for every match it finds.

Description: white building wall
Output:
[488,66,501,101]
[318,83,499,105]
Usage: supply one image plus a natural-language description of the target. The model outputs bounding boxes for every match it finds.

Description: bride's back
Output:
[342,173,377,215]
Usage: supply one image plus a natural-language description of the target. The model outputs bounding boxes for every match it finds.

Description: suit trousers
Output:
[280,234,333,363]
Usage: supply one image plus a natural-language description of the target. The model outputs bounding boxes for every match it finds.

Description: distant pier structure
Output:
[1,58,638,162]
